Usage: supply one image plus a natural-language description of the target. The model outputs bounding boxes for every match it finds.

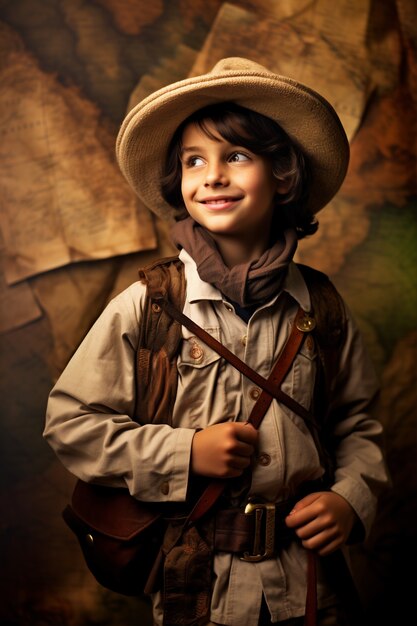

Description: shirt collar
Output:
[179,249,223,303]
[282,263,312,312]
[179,248,312,312]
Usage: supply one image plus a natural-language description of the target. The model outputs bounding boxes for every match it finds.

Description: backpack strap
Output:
[296,264,347,357]
[135,255,185,424]
[296,263,348,480]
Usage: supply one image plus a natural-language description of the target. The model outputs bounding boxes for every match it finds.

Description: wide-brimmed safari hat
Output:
[116,57,349,220]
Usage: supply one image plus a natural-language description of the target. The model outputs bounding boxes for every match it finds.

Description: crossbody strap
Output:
[155,299,315,524]
[157,298,317,429]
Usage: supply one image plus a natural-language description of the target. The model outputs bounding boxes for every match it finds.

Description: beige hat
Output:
[116,57,349,220]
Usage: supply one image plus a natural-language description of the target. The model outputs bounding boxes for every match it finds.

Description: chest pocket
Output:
[282,334,317,414]
[175,327,231,428]
[178,327,222,370]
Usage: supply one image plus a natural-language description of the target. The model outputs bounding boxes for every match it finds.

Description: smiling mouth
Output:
[199,196,243,208]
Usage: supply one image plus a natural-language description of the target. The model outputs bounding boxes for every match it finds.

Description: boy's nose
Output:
[204,163,228,187]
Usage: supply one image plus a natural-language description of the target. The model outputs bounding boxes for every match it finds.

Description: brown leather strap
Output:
[158,299,317,429]
[246,307,308,430]
[158,303,311,525]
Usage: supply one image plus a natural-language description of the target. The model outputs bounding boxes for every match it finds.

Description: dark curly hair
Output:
[161,102,318,239]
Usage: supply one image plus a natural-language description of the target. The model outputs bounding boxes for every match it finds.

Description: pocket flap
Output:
[180,327,223,369]
[67,480,161,541]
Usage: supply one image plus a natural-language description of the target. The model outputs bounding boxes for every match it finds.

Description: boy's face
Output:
[180,121,279,246]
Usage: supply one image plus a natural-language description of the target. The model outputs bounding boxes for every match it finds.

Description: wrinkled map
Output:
[0,1,415,625]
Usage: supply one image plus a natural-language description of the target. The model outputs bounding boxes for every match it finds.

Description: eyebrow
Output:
[180,142,248,156]
[180,145,203,156]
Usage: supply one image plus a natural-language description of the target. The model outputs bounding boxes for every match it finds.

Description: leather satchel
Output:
[62,481,165,595]
[62,299,312,598]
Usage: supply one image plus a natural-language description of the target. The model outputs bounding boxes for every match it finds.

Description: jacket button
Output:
[189,343,204,361]
[249,387,261,400]
[151,303,161,313]
[258,453,271,466]
[241,334,247,346]
[86,533,94,545]
[160,481,169,495]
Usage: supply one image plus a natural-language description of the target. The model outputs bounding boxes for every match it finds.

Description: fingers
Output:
[291,516,343,554]
[302,531,344,556]
[230,438,256,459]
[285,492,357,556]
[190,421,258,478]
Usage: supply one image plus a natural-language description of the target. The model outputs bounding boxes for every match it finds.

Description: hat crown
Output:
[210,57,272,76]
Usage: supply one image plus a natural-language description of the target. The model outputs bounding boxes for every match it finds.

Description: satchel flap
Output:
[70,481,161,541]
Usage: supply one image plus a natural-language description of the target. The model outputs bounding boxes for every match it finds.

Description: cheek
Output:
[250,176,277,205]
[181,174,194,200]
[241,166,276,197]
[180,178,199,216]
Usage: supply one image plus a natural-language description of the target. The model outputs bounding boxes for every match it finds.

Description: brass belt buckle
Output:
[240,497,276,562]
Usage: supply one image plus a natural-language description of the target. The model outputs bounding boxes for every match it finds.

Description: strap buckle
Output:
[240,497,276,562]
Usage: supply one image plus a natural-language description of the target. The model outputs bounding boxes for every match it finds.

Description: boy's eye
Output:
[229,152,249,163]
[185,156,205,167]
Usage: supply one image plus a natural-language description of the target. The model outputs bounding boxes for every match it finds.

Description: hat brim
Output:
[116,67,349,220]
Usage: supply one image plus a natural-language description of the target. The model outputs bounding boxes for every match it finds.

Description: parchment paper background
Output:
[0,1,415,624]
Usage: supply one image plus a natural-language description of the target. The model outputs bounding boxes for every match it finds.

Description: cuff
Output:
[331,477,378,541]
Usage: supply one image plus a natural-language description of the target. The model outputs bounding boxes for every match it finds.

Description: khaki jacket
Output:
[44,249,388,625]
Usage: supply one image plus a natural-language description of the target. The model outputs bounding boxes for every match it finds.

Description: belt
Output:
[214,498,295,560]
[213,480,325,561]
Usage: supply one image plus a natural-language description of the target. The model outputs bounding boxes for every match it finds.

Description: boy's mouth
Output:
[198,195,243,209]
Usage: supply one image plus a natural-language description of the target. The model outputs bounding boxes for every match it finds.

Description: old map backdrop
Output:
[0,1,416,625]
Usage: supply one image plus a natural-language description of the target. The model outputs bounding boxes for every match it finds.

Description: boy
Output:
[44,58,388,626]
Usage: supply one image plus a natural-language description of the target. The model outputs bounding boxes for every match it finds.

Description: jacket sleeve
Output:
[43,281,195,503]
[327,303,389,539]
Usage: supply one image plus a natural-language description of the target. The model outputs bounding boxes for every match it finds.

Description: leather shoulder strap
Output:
[133,256,186,424]
[138,255,185,356]
[297,263,347,480]
[297,263,347,401]
[296,263,347,352]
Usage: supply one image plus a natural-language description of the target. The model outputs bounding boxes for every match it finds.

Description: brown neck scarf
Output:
[171,217,298,307]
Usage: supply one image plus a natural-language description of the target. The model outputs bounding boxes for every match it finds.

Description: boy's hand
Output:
[285,491,358,556]
[191,422,258,478]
